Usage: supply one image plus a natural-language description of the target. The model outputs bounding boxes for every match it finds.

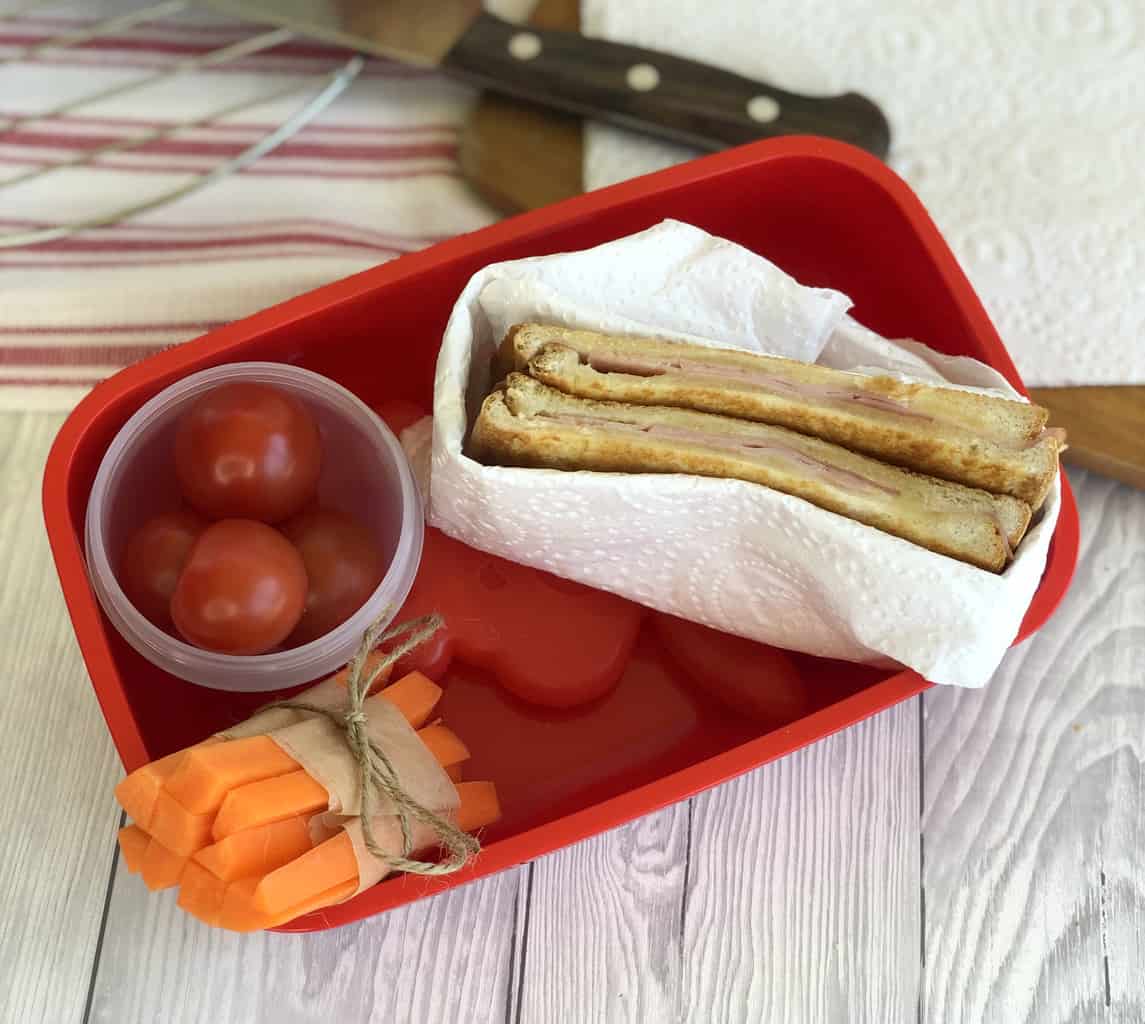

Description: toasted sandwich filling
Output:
[585,352,933,419]
[581,351,1063,450]
[535,412,900,497]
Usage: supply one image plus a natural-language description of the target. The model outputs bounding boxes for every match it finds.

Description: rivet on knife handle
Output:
[443,13,891,159]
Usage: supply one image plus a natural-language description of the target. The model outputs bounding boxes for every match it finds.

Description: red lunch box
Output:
[42,137,1080,931]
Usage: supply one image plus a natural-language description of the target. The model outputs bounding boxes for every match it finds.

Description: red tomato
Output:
[119,510,206,627]
[283,509,387,645]
[171,519,308,655]
[174,382,321,523]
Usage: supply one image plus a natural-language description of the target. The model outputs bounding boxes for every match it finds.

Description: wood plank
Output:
[460,0,584,217]
[1027,387,1145,491]
[922,469,1145,1024]
[516,804,690,1023]
[680,701,921,1023]
[89,860,524,1022]
[0,413,124,1024]
[504,865,533,1024]
[459,0,585,217]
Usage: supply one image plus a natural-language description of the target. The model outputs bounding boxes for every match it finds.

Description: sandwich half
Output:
[497,323,1063,508]
[470,374,1032,573]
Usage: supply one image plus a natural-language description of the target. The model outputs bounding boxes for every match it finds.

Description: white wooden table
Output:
[2,410,1142,1024]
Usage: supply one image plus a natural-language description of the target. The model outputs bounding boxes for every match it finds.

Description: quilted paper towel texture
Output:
[583,0,1145,388]
[425,221,1060,688]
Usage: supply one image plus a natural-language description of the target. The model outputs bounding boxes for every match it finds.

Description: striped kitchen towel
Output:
[0,1,515,411]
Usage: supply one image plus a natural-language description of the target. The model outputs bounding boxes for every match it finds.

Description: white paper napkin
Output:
[421,221,1060,688]
[583,0,1145,389]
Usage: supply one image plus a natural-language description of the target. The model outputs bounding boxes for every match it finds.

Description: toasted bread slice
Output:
[498,324,1062,508]
[470,374,1032,573]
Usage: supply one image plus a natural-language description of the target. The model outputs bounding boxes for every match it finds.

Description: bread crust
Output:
[500,323,1061,508]
[470,374,1032,573]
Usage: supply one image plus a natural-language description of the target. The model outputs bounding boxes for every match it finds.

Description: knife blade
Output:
[204,0,891,158]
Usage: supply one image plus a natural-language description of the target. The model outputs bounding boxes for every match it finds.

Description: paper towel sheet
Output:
[582,0,1145,389]
[424,221,1060,688]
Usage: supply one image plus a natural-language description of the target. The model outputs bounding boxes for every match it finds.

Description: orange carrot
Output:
[164,736,299,814]
[117,825,149,875]
[251,781,499,916]
[330,650,391,692]
[114,749,187,829]
[177,861,226,926]
[252,831,358,916]
[266,879,357,929]
[114,739,220,828]
[454,781,501,833]
[192,867,358,933]
[217,877,272,933]
[140,837,188,891]
[195,816,314,882]
[148,790,215,858]
[416,724,470,769]
[379,671,442,729]
[211,771,328,841]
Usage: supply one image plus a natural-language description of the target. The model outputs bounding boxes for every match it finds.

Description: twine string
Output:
[262,612,479,877]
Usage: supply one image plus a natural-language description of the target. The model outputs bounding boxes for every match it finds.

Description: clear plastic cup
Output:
[84,362,424,692]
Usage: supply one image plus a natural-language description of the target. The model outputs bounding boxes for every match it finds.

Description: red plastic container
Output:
[43,137,1079,931]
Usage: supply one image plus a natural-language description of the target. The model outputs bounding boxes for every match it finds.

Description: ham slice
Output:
[538,413,900,497]
[587,353,934,421]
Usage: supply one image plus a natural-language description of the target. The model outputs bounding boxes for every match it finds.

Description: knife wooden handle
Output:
[1028,387,1145,490]
[444,13,890,158]
[459,0,1144,492]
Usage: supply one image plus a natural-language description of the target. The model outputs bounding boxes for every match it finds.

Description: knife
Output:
[204,0,891,158]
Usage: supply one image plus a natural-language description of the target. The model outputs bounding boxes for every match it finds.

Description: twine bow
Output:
[263,613,479,877]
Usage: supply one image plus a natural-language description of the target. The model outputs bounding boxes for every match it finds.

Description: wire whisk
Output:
[0,1,363,249]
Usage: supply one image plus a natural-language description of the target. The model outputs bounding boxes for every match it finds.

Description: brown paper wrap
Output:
[205,616,475,902]
[215,676,352,742]
[340,815,444,893]
[218,673,461,901]
[270,698,458,817]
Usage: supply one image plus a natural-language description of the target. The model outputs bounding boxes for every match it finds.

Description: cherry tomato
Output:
[119,510,206,627]
[282,509,387,645]
[171,519,308,655]
[174,382,321,523]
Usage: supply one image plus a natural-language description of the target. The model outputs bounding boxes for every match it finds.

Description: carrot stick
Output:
[117,825,149,875]
[114,740,220,828]
[177,672,440,838]
[217,877,272,933]
[378,671,442,729]
[195,816,314,882]
[177,861,226,926]
[211,771,328,841]
[252,831,359,917]
[453,781,501,833]
[198,867,359,933]
[114,749,187,829]
[415,724,470,769]
[140,837,188,892]
[163,736,299,814]
[266,879,357,929]
[330,650,391,693]
[148,790,215,858]
[251,781,499,916]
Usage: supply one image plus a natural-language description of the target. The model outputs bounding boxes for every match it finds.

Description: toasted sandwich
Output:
[470,373,1032,573]
[496,324,1064,508]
